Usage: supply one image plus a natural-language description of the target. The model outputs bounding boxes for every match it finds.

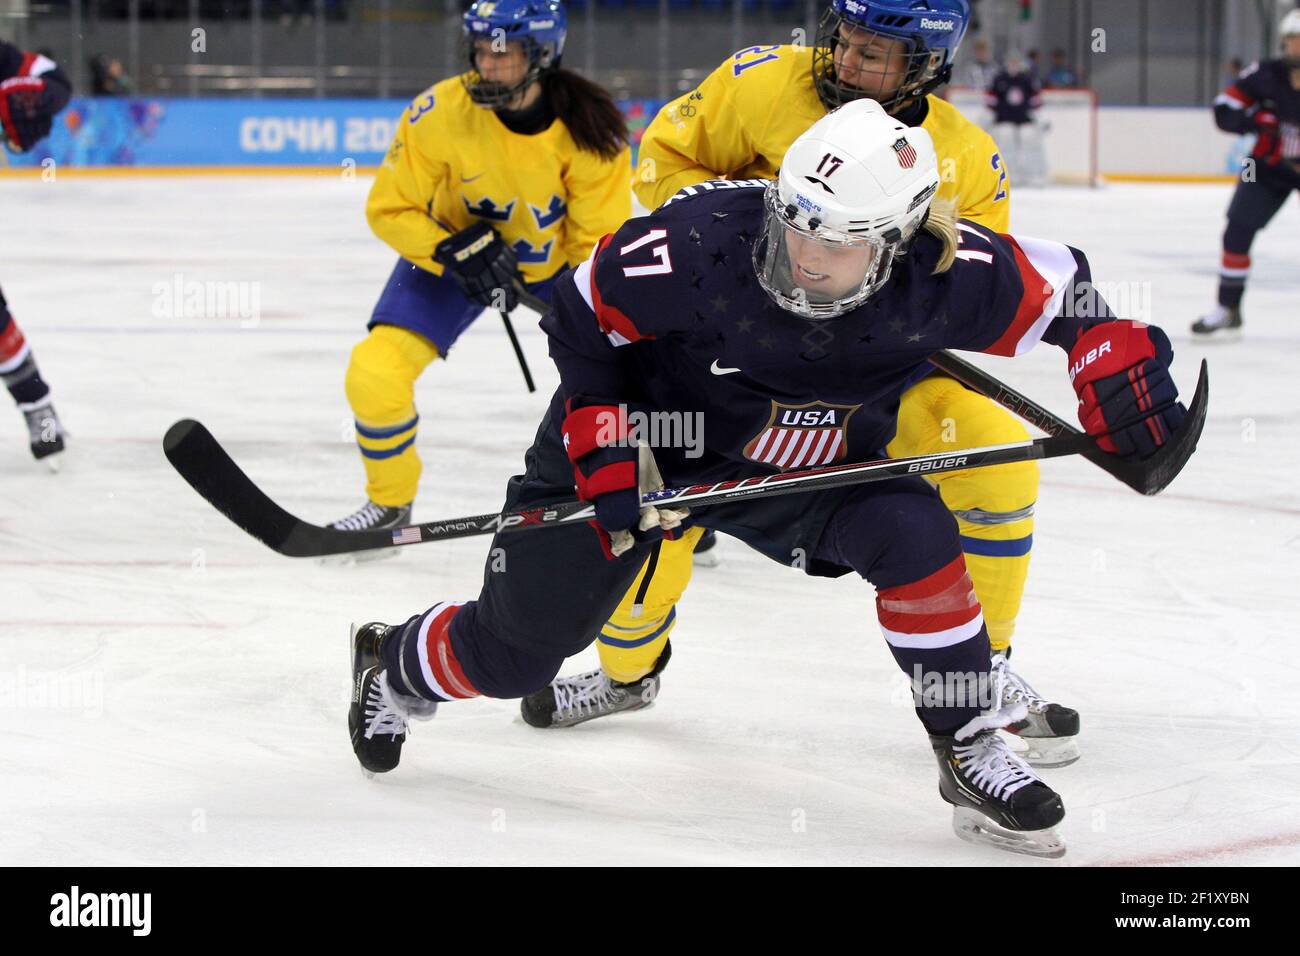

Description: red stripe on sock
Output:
[0,316,27,363]
[424,605,478,699]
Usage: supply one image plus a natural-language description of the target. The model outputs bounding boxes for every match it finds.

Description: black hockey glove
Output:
[433,222,522,311]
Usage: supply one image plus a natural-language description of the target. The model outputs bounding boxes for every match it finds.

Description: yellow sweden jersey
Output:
[634,44,1009,231]
[368,75,632,282]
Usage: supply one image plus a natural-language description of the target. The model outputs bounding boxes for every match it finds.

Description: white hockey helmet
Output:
[754,98,941,318]
[1282,9,1300,67]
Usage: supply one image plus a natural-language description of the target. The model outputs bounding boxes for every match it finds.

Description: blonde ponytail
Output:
[923,198,960,275]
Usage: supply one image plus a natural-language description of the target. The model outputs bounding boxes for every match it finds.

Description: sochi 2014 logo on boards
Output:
[744,400,861,470]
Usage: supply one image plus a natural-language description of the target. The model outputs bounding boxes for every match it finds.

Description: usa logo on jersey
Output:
[744,400,861,470]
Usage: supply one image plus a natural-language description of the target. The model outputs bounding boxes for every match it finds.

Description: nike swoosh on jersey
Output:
[710,359,741,375]
[460,173,485,183]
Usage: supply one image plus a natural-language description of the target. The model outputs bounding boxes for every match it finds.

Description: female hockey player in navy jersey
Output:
[1,39,71,463]
[330,0,631,532]
[1195,9,1300,337]
[343,100,1190,857]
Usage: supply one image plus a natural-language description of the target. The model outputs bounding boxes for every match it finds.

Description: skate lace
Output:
[991,653,1049,712]
[552,669,622,718]
[335,501,388,531]
[953,731,1040,801]
[364,670,436,738]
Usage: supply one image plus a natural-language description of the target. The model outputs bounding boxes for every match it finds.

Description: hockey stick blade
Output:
[929,352,1208,496]
[162,419,468,558]
[1125,357,1209,496]
[164,417,1098,559]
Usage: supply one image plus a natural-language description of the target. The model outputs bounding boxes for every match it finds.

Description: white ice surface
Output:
[2,176,1298,866]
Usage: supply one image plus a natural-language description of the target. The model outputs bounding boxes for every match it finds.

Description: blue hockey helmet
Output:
[813,0,970,113]
[462,0,568,108]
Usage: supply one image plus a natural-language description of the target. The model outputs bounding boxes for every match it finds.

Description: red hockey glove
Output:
[562,400,686,558]
[1252,109,1281,164]
[1069,321,1186,460]
[0,76,54,153]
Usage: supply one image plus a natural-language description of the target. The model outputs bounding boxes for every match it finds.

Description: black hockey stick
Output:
[168,420,1120,559]
[498,308,536,393]
[928,352,1209,496]
[517,285,1209,496]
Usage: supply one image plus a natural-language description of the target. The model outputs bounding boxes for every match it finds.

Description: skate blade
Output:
[999,729,1080,769]
[550,698,655,729]
[1020,735,1080,769]
[952,807,1066,859]
[319,547,401,568]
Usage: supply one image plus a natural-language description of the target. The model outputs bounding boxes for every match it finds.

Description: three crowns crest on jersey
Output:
[744,400,861,470]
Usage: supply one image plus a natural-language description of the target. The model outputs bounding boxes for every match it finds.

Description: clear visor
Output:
[753,183,893,319]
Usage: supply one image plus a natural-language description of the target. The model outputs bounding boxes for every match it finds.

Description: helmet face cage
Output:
[812,7,953,113]
[753,182,898,319]
[461,31,556,108]
[461,1,566,109]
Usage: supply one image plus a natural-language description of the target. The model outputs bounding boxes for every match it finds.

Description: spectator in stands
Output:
[1026,48,1042,81]
[1044,48,1078,88]
[955,36,998,91]
[90,55,134,96]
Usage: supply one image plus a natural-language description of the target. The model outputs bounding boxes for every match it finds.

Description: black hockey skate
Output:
[323,502,412,565]
[21,397,65,464]
[330,500,411,532]
[692,528,721,568]
[931,723,1066,859]
[349,622,437,775]
[1191,305,1242,339]
[521,640,672,729]
[993,652,1080,768]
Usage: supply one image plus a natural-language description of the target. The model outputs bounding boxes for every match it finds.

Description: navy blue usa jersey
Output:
[1214,59,1300,187]
[0,40,69,89]
[986,71,1042,126]
[543,181,1107,487]
[0,40,72,145]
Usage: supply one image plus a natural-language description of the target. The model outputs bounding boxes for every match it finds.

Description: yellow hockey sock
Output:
[344,325,439,507]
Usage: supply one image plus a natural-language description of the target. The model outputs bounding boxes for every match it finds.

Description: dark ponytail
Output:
[543,68,629,161]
